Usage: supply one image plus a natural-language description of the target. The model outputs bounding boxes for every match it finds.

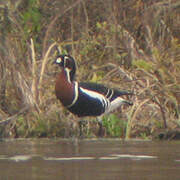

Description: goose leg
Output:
[78,119,87,137]
[97,116,104,137]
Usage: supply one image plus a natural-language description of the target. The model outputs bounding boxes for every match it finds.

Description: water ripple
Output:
[0,154,157,162]
[0,155,32,162]
[43,157,95,161]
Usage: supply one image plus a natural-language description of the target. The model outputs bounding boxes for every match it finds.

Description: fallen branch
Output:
[0,106,29,125]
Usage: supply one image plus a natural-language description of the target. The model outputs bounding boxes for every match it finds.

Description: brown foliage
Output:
[0,0,179,138]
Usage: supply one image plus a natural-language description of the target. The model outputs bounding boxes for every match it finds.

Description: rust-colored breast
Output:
[55,70,74,106]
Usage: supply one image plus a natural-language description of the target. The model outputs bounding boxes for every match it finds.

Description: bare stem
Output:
[39,42,57,104]
[30,38,38,103]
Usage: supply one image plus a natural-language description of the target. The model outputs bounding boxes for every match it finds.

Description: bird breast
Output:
[55,70,74,106]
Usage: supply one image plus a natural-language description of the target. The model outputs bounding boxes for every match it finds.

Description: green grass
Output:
[103,114,127,138]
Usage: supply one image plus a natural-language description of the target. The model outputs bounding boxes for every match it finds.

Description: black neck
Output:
[64,68,76,83]
[70,68,76,81]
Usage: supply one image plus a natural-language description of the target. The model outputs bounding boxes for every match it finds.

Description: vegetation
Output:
[0,0,179,139]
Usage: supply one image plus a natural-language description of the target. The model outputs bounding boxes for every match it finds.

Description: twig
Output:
[0,106,29,125]
[82,0,89,34]
[30,38,38,103]
[39,42,57,86]
[101,67,119,81]
[71,9,75,57]
[126,98,151,139]
[42,0,83,57]
[39,42,57,104]
[153,97,167,128]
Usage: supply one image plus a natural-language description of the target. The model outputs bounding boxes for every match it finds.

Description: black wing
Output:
[79,82,133,102]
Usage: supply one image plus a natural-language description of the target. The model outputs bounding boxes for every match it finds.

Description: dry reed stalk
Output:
[125,98,150,139]
[82,0,89,35]
[30,38,38,103]
[70,9,75,57]
[39,42,57,104]
[153,97,167,128]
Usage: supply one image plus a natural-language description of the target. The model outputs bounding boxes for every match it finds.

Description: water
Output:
[0,139,180,180]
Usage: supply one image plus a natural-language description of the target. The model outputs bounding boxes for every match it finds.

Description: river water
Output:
[0,139,180,180]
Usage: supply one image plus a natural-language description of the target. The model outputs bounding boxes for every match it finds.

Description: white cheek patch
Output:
[64,56,69,67]
[56,58,62,64]
[64,56,69,61]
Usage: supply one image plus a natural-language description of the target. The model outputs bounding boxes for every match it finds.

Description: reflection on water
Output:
[0,153,157,162]
[0,139,180,180]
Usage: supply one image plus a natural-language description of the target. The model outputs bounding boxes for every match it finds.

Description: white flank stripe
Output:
[105,89,110,97]
[80,87,109,109]
[104,97,127,114]
[108,90,114,100]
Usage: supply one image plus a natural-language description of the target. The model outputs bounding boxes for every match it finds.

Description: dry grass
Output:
[0,0,179,138]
